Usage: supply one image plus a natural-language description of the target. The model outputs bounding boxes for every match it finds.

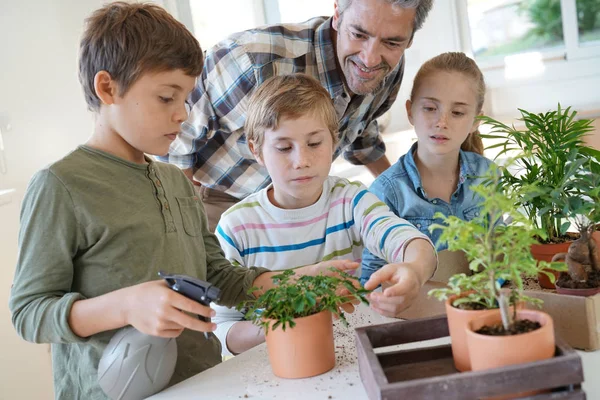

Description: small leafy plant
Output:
[239,268,371,333]
[553,159,600,284]
[428,166,565,330]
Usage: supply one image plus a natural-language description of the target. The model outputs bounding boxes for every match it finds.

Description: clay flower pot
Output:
[555,285,600,297]
[531,242,572,289]
[466,310,555,399]
[445,294,497,372]
[264,310,335,379]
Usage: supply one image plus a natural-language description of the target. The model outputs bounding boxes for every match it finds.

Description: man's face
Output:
[332,0,415,95]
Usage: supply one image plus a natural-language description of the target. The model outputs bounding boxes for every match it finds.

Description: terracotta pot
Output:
[445,294,497,372]
[466,310,555,399]
[264,310,335,379]
[531,241,572,289]
[555,285,600,297]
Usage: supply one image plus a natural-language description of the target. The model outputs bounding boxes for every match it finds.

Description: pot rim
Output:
[466,309,551,340]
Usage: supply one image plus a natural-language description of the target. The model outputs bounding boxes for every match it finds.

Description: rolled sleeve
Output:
[212,303,245,357]
[9,170,89,344]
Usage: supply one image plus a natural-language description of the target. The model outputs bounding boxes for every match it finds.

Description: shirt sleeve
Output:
[350,180,434,266]
[159,41,257,169]
[212,212,253,356]
[343,59,403,165]
[359,175,398,284]
[9,170,88,344]
[201,201,269,309]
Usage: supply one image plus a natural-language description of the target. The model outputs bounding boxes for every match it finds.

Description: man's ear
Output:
[332,0,341,31]
[405,99,414,125]
[94,70,118,106]
[248,141,264,166]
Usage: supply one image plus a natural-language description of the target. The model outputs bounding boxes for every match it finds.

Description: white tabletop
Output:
[147,305,600,400]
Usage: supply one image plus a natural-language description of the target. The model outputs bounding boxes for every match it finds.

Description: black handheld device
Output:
[158,271,221,339]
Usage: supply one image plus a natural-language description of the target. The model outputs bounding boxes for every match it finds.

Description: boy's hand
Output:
[124,280,216,338]
[363,263,422,318]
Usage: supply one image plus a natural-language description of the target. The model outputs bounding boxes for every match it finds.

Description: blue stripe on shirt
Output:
[380,224,412,251]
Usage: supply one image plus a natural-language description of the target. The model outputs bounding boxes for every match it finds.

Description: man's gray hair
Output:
[337,0,433,32]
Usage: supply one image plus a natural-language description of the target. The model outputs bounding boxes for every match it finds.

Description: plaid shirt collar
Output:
[314,18,345,99]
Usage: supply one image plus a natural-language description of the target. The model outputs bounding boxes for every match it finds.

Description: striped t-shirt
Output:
[212,175,432,355]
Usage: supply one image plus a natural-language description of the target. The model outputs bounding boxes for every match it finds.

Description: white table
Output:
[148,305,600,400]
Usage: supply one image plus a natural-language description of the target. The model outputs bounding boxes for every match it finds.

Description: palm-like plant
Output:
[480,105,599,243]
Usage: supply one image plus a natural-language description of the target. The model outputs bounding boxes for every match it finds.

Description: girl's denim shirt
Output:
[360,143,494,285]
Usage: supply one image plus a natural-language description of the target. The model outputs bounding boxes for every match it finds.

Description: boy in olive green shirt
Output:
[7,3,358,399]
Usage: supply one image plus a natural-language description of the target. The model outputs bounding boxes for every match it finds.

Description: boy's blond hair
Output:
[245,74,338,154]
[78,2,203,112]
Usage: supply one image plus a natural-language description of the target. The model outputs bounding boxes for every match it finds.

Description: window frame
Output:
[457,0,600,70]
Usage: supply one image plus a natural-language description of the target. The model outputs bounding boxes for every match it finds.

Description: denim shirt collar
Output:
[402,142,475,199]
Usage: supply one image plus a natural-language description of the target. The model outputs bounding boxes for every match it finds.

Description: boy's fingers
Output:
[324,260,359,273]
[363,265,395,291]
[169,309,216,333]
[382,277,414,298]
[170,292,215,319]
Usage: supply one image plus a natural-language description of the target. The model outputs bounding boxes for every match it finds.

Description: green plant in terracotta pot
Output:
[428,166,564,372]
[239,268,370,379]
[552,159,600,295]
[479,105,599,288]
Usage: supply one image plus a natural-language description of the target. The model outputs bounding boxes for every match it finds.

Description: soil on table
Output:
[556,271,600,289]
[475,319,541,336]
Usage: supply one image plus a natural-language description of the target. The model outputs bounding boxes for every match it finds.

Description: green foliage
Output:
[577,0,600,32]
[239,268,371,333]
[520,0,600,41]
[519,0,563,42]
[479,105,599,242]
[427,166,566,326]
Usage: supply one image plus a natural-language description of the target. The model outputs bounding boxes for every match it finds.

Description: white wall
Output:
[0,1,103,398]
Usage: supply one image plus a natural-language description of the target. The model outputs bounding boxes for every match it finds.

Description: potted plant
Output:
[479,105,599,288]
[552,160,600,295]
[239,268,370,379]
[428,167,563,372]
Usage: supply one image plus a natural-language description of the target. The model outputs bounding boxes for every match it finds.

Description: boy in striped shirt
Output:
[214,74,437,356]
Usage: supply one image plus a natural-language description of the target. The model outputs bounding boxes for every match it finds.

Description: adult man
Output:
[162,0,434,230]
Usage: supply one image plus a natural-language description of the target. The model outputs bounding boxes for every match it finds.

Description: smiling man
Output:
[160,0,434,231]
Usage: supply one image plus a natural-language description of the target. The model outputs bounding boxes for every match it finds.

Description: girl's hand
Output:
[123,280,216,338]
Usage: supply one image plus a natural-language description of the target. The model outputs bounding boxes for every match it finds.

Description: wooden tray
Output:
[355,315,585,399]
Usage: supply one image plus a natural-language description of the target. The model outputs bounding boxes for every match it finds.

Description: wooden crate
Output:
[355,316,585,400]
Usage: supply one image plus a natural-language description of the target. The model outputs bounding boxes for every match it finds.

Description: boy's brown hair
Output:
[245,73,338,154]
[79,2,203,111]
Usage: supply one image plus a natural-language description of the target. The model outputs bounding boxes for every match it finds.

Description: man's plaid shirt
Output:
[161,17,404,199]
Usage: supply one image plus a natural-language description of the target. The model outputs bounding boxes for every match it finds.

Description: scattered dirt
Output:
[475,319,541,336]
[556,271,600,289]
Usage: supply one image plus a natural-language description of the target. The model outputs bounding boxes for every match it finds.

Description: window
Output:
[185,0,266,50]
[173,0,334,50]
[576,0,600,45]
[461,0,600,66]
